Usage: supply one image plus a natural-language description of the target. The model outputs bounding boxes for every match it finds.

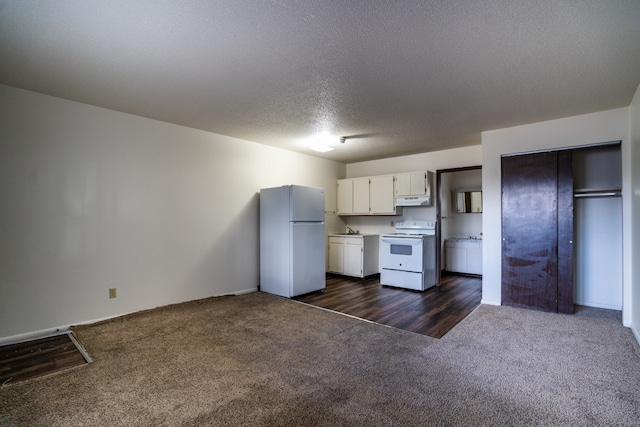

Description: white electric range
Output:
[379,220,437,291]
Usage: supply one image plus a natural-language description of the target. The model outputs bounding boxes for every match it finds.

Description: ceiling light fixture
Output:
[310,145,335,153]
[306,132,338,153]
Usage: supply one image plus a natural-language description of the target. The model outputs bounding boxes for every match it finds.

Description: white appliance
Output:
[379,220,436,291]
[260,185,326,297]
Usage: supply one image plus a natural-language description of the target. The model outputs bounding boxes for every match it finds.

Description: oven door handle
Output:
[381,238,421,245]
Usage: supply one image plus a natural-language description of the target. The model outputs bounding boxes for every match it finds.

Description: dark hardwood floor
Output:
[295,272,482,338]
[0,333,88,386]
[1,275,480,385]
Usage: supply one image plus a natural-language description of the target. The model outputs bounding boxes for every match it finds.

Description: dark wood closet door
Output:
[501,152,559,312]
[556,151,574,314]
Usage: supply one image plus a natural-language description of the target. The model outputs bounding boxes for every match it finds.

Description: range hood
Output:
[395,195,431,207]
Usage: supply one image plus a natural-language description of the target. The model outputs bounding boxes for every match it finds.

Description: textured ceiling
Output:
[1,1,639,163]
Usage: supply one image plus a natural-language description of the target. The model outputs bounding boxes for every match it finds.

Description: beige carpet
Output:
[1,292,639,426]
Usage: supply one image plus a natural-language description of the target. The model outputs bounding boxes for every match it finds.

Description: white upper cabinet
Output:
[337,175,397,216]
[353,177,371,214]
[336,179,353,215]
[369,175,396,214]
[395,171,430,196]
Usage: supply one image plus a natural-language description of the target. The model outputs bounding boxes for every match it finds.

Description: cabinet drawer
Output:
[344,236,363,245]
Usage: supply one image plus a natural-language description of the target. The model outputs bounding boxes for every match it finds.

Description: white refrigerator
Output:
[259,185,326,297]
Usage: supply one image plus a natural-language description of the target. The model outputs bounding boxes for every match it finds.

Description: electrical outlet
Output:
[109,288,117,299]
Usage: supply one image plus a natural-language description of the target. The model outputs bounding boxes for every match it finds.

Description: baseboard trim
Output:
[574,300,622,311]
[0,313,132,346]
[1,288,259,346]
[231,287,258,295]
[0,326,72,346]
[631,323,640,348]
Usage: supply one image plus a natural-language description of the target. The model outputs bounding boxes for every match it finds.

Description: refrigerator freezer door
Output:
[290,185,325,222]
[290,222,326,296]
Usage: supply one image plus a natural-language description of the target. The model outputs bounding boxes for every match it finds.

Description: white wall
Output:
[630,84,640,342]
[342,146,482,235]
[0,85,345,342]
[481,107,633,327]
[347,145,482,177]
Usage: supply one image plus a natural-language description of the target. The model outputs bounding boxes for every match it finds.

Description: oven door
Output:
[379,236,424,273]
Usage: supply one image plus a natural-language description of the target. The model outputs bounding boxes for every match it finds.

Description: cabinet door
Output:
[353,177,370,214]
[466,242,483,275]
[396,171,427,196]
[328,240,344,273]
[337,179,353,215]
[395,172,411,196]
[369,175,395,214]
[344,238,363,277]
[446,244,466,273]
[409,171,427,195]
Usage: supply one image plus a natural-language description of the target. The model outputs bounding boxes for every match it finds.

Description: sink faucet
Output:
[346,227,357,235]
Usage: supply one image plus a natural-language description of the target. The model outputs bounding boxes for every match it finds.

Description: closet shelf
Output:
[573,187,621,198]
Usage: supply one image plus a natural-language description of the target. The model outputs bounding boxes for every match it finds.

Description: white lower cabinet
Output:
[328,235,379,278]
[329,239,344,273]
[446,245,467,273]
[344,239,364,277]
[465,243,483,275]
[445,239,482,275]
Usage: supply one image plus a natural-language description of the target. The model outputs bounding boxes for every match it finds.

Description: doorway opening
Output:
[435,166,483,286]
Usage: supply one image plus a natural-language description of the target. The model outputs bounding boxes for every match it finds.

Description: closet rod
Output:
[573,191,621,198]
